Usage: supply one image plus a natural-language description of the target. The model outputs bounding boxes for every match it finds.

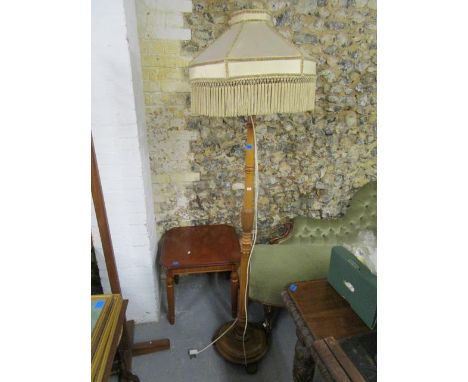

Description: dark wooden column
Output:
[91,136,121,294]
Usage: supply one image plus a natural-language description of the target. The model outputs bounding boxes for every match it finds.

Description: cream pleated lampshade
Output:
[189,9,317,117]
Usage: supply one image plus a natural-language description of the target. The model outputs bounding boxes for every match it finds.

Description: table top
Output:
[160,224,240,269]
[283,279,371,341]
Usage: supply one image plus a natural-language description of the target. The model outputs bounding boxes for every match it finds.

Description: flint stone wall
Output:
[138,0,377,242]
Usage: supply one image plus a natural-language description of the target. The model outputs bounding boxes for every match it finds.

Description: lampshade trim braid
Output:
[189,55,314,68]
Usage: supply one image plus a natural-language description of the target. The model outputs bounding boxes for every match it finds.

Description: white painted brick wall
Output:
[92,0,160,323]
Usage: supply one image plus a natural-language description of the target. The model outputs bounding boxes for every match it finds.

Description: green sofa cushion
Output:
[249,243,333,306]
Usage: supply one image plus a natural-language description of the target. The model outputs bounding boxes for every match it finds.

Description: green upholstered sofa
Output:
[249,181,377,308]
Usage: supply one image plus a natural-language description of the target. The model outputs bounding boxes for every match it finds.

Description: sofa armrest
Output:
[269,221,294,244]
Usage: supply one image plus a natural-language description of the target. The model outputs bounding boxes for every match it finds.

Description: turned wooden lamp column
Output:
[238,115,256,330]
[212,115,268,368]
[187,9,316,370]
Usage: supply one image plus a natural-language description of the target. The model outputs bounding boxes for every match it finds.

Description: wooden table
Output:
[159,224,241,324]
[282,279,373,382]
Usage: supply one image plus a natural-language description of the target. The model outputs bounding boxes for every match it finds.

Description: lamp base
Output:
[213,320,268,373]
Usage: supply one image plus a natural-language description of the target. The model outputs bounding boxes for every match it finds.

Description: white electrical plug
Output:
[188,349,198,359]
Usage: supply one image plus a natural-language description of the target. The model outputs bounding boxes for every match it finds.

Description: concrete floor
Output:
[132,273,297,382]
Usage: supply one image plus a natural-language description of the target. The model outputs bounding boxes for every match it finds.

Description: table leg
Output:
[166,273,175,325]
[293,337,315,382]
[230,270,239,318]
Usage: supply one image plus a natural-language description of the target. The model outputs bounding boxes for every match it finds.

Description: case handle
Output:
[343,280,355,293]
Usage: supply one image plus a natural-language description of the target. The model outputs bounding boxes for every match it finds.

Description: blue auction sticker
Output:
[289,283,298,292]
[95,300,105,309]
[245,144,253,150]
[172,260,180,266]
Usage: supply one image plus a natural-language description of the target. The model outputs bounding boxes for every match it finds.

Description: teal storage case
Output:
[327,246,377,329]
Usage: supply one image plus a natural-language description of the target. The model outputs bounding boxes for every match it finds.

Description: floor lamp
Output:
[188,9,316,370]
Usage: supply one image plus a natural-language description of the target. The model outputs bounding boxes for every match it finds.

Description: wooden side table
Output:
[282,279,372,382]
[159,224,241,325]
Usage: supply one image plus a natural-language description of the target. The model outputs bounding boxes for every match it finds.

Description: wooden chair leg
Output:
[166,273,175,325]
[230,270,239,318]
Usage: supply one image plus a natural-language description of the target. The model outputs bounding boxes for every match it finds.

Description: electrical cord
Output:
[189,317,238,357]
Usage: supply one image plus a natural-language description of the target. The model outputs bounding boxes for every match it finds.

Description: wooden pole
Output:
[211,116,267,367]
[237,115,256,329]
[91,136,121,294]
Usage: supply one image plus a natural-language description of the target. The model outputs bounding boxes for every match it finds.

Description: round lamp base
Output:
[213,321,268,372]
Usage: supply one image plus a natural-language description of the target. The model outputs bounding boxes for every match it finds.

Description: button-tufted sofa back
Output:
[286,181,377,245]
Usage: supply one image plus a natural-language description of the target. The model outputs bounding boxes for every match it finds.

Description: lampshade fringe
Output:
[191,76,316,117]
